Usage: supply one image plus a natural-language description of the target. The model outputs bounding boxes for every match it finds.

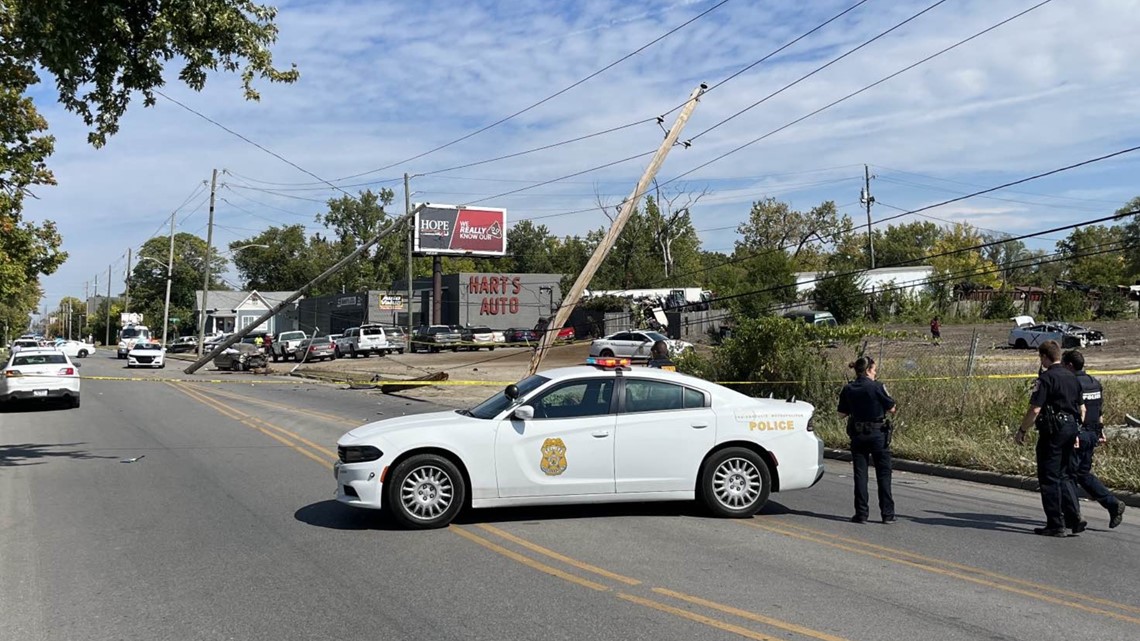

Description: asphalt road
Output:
[2,354,1138,641]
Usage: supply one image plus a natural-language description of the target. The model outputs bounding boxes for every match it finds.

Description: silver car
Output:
[589,331,692,361]
[212,343,269,371]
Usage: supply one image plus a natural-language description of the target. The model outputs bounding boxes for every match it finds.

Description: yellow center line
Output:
[169,383,334,470]
[652,588,850,641]
[615,593,781,641]
[475,524,641,586]
[771,520,1140,616]
[185,383,359,427]
[450,527,609,592]
[742,520,1140,626]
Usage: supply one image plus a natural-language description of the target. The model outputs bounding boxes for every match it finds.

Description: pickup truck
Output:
[335,325,394,358]
[271,330,308,362]
[410,325,462,353]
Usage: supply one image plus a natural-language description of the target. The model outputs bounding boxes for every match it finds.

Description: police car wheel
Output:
[386,454,466,530]
[700,447,771,518]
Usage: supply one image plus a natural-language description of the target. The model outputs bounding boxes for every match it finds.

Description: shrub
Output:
[1040,289,1090,321]
[1096,291,1130,319]
[982,294,1019,320]
[812,271,866,324]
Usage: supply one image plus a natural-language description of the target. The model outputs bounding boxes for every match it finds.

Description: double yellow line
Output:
[744,519,1140,626]
[168,383,338,470]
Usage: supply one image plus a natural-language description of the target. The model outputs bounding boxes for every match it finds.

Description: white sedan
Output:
[56,339,96,359]
[0,348,81,408]
[334,358,824,529]
[589,330,692,361]
[127,342,166,369]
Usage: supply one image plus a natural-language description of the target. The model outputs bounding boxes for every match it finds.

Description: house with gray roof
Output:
[193,290,300,335]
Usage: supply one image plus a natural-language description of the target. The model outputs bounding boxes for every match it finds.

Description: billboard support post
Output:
[432,255,443,325]
[527,83,706,376]
[405,172,414,339]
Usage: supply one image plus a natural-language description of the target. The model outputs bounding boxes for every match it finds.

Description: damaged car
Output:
[1008,316,1106,349]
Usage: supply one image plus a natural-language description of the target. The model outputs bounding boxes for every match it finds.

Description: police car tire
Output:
[600,349,614,358]
[385,454,466,530]
[699,447,771,518]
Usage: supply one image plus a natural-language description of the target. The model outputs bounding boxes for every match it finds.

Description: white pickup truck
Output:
[335,325,395,358]
[271,330,308,362]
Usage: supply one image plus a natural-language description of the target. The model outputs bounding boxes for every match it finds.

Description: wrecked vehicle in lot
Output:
[1008,316,1106,349]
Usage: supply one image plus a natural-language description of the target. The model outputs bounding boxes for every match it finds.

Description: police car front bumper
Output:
[334,461,384,509]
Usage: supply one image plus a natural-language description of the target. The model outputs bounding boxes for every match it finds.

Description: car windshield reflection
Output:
[466,374,549,420]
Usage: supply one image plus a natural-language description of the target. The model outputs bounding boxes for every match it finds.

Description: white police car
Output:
[335,358,824,529]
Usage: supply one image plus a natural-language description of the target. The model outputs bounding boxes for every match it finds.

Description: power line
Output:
[875,176,1104,213]
[660,0,1055,188]
[689,0,950,143]
[873,200,1067,242]
[331,0,731,183]
[870,164,1127,206]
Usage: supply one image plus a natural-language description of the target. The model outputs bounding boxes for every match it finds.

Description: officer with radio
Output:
[837,356,897,524]
[1015,340,1084,536]
[1062,350,1126,529]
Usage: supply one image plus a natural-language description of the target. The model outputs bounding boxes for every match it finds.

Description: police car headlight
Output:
[338,445,383,464]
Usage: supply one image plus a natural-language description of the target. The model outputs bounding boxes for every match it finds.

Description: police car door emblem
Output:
[540,438,568,476]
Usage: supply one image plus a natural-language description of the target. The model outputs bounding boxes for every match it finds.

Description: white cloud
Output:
[24,0,1140,302]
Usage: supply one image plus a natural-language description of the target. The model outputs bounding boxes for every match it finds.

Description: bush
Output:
[982,294,1019,320]
[580,295,628,312]
[1096,291,1130,319]
[812,271,866,324]
[1040,289,1090,321]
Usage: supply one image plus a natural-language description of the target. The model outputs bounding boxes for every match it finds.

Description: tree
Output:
[927,223,1002,296]
[736,198,846,271]
[646,182,706,280]
[505,220,555,274]
[315,189,402,292]
[47,295,85,337]
[2,0,297,328]
[231,225,326,291]
[130,233,228,334]
[812,271,866,324]
[981,234,1034,285]
[1113,196,1140,280]
[1057,225,1125,288]
[875,221,943,266]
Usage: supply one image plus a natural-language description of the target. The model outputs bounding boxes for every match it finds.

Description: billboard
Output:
[414,204,506,257]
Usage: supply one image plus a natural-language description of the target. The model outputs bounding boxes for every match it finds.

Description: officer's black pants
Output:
[851,432,894,519]
[1035,423,1081,530]
[1074,431,1120,512]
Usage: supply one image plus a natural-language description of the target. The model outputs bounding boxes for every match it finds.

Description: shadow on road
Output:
[0,442,116,467]
[459,501,702,525]
[760,501,854,523]
[0,399,75,413]
[294,500,402,531]
[906,510,1039,534]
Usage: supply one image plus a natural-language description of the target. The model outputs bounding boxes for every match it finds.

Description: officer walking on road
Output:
[1015,340,1084,536]
[1062,350,1126,529]
[837,356,897,524]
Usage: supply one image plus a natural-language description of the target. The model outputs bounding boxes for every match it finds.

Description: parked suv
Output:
[411,325,462,353]
[458,326,495,351]
[336,325,393,358]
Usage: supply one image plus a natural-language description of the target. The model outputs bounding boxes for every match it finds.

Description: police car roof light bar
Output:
[586,356,631,370]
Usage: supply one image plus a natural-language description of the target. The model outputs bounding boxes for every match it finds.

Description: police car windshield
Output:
[466,374,550,420]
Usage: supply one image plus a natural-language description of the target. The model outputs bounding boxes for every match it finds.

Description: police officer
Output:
[646,340,676,371]
[1062,350,1126,529]
[1015,340,1084,536]
[837,356,896,524]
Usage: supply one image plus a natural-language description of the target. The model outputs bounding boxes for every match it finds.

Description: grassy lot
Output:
[813,377,1140,494]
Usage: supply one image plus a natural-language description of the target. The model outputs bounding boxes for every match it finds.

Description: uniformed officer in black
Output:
[1062,350,1126,529]
[646,340,676,371]
[1015,340,1083,536]
[837,356,896,524]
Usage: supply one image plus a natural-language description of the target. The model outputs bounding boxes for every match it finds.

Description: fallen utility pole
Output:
[184,204,425,374]
[527,83,706,376]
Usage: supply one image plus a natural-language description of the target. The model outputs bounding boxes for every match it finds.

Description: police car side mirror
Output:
[505,384,519,400]
[512,405,534,421]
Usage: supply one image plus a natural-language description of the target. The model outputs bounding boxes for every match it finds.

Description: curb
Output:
[824,448,1140,508]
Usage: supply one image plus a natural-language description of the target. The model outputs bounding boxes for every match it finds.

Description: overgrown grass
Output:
[813,378,1140,493]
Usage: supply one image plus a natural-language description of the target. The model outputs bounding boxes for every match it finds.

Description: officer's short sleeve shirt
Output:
[1029,364,1082,417]
[837,376,896,421]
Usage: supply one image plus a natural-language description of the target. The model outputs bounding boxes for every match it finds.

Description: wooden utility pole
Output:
[862,164,876,270]
[104,264,112,347]
[196,168,218,356]
[161,211,176,347]
[528,83,707,375]
[405,172,414,340]
[124,247,133,313]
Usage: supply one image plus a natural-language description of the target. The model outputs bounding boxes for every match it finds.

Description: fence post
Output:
[959,329,980,414]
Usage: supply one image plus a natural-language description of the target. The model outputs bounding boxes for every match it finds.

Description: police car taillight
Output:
[586,356,631,369]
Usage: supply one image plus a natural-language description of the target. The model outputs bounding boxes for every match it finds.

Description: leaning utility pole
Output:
[405,172,414,341]
[196,168,218,356]
[124,247,133,313]
[861,164,876,270]
[161,211,176,348]
[527,83,707,375]
[185,204,426,374]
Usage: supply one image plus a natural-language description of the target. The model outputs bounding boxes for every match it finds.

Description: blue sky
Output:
[24,0,1140,307]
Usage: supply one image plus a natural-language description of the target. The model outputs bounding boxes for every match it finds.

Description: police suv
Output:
[334,358,824,529]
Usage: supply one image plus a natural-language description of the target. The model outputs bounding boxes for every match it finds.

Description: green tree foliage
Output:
[229,224,325,291]
[928,223,1002,298]
[1096,291,1130,320]
[736,198,846,272]
[1117,195,1140,280]
[1058,224,1126,288]
[1040,289,1090,322]
[875,221,944,266]
[505,220,556,274]
[982,294,1019,320]
[812,270,866,324]
[130,233,228,334]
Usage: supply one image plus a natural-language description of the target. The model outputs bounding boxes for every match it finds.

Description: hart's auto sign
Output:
[414,205,506,256]
[468,275,522,316]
